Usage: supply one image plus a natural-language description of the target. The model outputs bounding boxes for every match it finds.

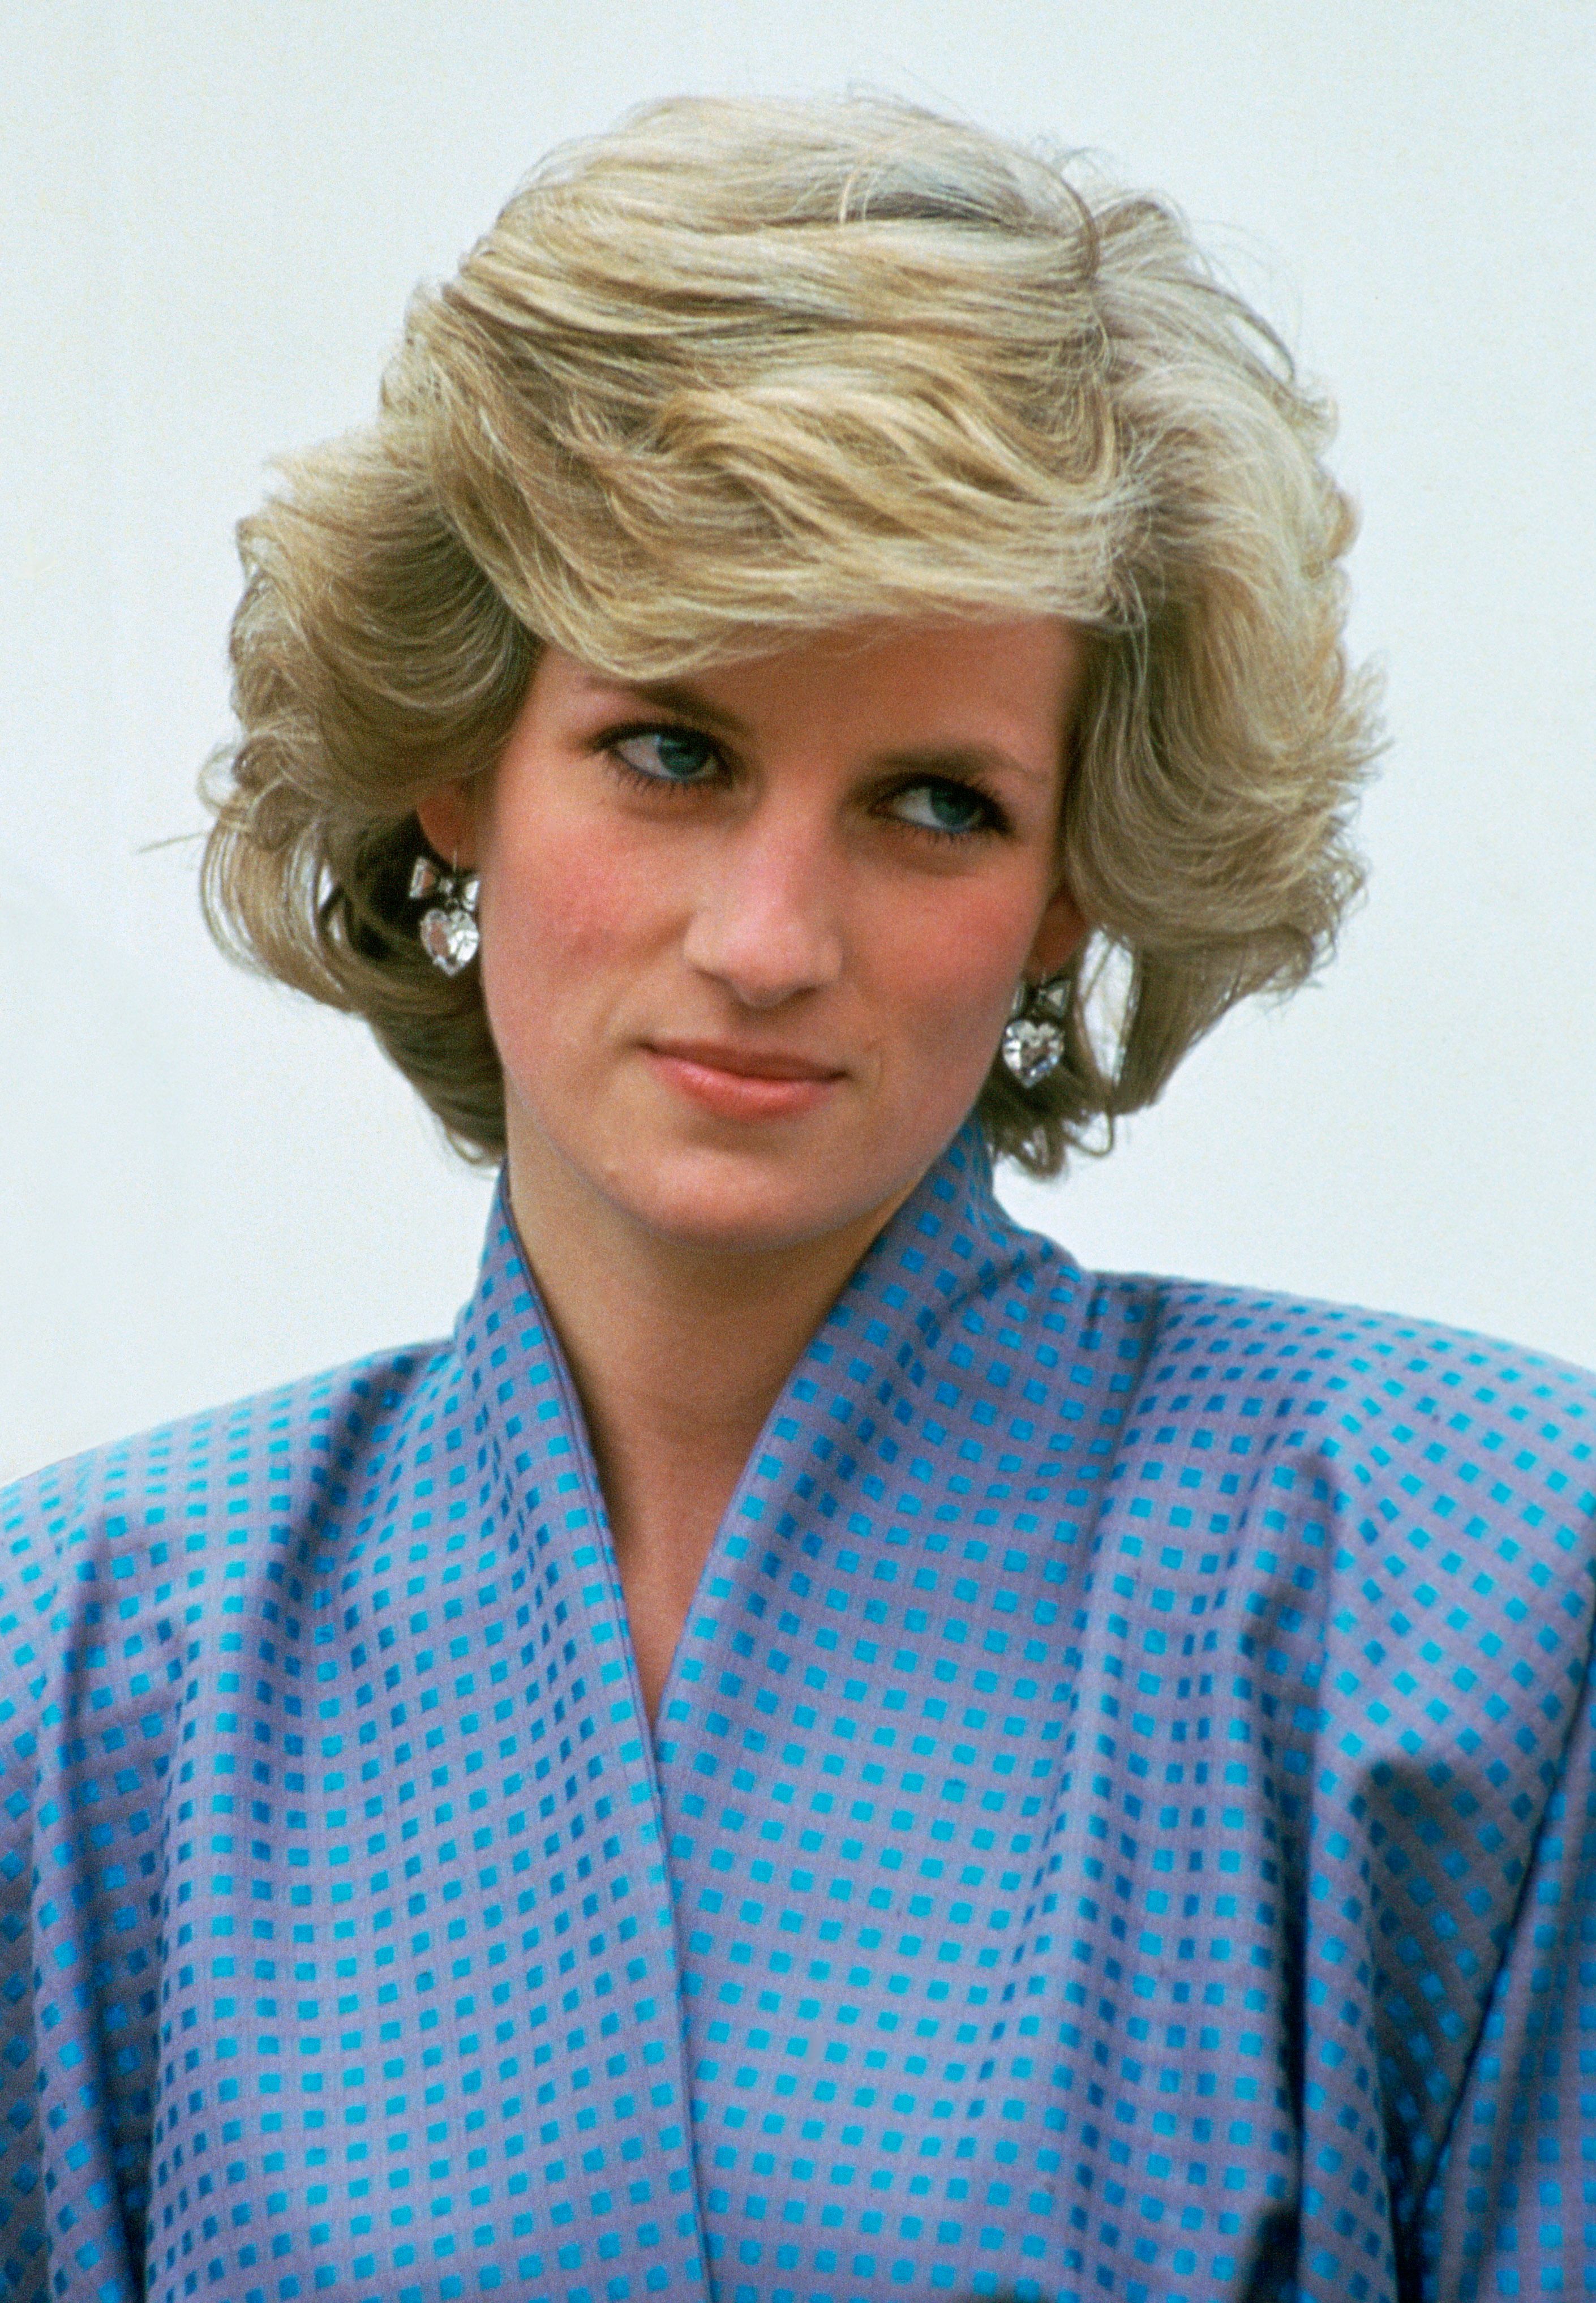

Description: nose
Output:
[681,803,845,1010]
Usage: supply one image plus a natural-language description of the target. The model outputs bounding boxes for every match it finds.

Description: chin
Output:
[603,1139,891,1256]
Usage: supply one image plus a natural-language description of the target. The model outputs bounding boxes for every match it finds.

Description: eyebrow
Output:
[579,675,753,743]
[872,743,1048,787]
[577,674,1050,785]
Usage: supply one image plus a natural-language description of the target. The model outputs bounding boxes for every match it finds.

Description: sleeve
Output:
[0,1352,428,2303]
[0,1469,59,2303]
[1248,1304,1596,2298]
[0,1441,178,2303]
[1422,1636,1596,2295]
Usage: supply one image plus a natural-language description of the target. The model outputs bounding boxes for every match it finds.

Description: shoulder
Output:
[1020,1240,1596,1491]
[1106,1264,1596,1494]
[0,1335,457,1638]
[1050,1260,1596,1755]
[979,1216,1596,1616]
[885,1181,1596,1541]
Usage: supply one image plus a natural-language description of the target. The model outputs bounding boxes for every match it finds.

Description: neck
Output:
[503,1118,921,1721]
[516,1155,882,1469]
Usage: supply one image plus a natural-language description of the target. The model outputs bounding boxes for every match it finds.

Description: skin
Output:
[417,615,1089,1721]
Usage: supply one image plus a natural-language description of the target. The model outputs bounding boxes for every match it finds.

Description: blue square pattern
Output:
[3,1123,1594,2303]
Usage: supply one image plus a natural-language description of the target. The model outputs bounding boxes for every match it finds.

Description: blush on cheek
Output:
[475,821,671,1110]
[484,834,645,972]
[894,911,1023,1056]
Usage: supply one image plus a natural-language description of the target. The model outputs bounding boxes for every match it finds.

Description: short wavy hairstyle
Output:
[202,92,1379,1176]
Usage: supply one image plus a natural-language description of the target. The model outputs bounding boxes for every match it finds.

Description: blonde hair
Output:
[203,93,1378,1174]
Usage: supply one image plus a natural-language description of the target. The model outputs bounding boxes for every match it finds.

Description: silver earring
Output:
[409,854,480,976]
[1001,973,1070,1088]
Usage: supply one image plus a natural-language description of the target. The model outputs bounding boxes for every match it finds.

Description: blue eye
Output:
[612,728,719,786]
[890,781,994,837]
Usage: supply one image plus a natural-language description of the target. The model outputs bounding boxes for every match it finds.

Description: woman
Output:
[3,94,1590,2303]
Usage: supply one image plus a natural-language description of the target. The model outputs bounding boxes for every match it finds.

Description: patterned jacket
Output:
[4,1126,1594,2302]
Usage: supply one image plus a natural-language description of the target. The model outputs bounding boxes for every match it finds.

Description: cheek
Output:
[481,811,663,990]
[873,877,1038,1053]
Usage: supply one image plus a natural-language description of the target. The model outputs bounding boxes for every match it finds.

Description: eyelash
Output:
[604,724,720,799]
[598,722,1010,842]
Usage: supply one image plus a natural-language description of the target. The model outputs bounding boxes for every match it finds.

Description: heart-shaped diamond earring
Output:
[1000,975,1070,1088]
[409,854,480,976]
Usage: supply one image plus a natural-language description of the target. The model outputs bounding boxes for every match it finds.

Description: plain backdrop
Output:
[4,0,1594,1487]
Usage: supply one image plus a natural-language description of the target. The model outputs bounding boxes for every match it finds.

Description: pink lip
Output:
[643,1039,847,1121]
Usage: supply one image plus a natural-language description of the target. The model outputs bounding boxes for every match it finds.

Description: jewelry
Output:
[1000,973,1070,1088]
[409,854,480,976]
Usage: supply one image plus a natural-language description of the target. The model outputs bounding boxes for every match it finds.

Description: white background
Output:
[4,1,1594,1488]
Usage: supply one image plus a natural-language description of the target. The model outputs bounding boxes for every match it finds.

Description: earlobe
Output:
[1027,881,1091,977]
[415,781,478,868]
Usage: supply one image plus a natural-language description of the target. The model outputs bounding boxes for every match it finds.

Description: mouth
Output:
[647,1038,846,1082]
[642,1038,847,1121]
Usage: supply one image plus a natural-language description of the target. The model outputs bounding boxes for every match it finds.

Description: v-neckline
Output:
[490,1122,1005,1756]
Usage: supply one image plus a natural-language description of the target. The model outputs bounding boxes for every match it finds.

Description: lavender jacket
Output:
[4,1126,1594,2303]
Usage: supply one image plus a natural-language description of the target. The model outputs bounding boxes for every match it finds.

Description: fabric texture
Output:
[3,1123,1595,2303]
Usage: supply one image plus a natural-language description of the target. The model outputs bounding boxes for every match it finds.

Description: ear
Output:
[1025,877,1091,978]
[414,780,478,868]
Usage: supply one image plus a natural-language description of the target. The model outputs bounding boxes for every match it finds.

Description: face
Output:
[418,616,1089,1259]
